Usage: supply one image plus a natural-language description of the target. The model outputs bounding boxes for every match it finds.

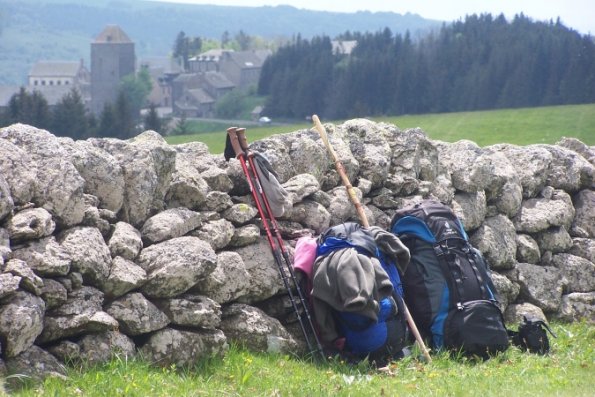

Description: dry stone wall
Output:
[0,121,594,384]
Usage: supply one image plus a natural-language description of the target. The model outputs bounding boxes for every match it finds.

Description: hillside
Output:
[0,0,441,85]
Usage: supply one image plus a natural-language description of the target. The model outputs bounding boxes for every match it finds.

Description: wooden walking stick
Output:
[312,115,369,228]
[311,115,432,363]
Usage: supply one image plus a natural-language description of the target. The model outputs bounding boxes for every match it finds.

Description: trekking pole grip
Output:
[226,127,244,158]
[235,128,250,151]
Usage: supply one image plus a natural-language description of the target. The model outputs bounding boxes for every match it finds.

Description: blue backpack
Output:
[314,223,409,364]
[390,200,509,359]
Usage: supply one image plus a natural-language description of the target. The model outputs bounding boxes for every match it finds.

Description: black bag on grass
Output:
[390,200,509,358]
[509,316,557,355]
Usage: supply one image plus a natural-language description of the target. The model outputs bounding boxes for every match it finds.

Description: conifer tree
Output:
[143,103,162,133]
[50,88,90,139]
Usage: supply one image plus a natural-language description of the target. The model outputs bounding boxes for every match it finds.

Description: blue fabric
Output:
[317,237,370,257]
[392,216,471,243]
[338,298,394,354]
[391,216,438,243]
[431,284,450,348]
[377,251,404,297]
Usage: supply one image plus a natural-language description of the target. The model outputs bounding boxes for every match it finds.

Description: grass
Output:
[164,103,595,153]
[7,321,595,396]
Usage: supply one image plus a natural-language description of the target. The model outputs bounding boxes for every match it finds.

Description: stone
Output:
[154,294,221,329]
[140,207,202,244]
[140,328,228,367]
[556,292,595,323]
[469,215,517,270]
[138,236,217,298]
[59,226,111,287]
[105,292,170,336]
[192,218,235,251]
[103,256,147,299]
[192,251,251,304]
[570,189,595,237]
[515,234,541,264]
[220,303,298,354]
[108,221,143,260]
[512,190,575,233]
[11,236,71,277]
[0,291,45,357]
[6,207,55,241]
[551,253,595,293]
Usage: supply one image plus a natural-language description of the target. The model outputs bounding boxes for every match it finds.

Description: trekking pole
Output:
[311,115,432,363]
[227,127,325,360]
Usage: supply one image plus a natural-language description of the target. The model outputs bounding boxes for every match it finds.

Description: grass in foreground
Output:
[8,321,594,397]
[164,103,595,153]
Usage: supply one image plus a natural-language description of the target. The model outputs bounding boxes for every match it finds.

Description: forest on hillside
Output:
[258,14,595,120]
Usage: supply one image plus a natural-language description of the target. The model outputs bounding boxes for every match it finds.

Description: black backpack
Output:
[390,200,509,359]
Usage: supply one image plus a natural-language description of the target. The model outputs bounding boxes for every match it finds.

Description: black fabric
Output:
[224,133,237,161]
[443,300,510,359]
[510,316,556,355]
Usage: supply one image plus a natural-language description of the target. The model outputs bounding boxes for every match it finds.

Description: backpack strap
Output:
[433,239,494,304]
[461,243,490,300]
[433,240,466,304]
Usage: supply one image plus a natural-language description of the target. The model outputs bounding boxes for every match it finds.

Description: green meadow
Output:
[9,321,595,397]
[165,103,595,153]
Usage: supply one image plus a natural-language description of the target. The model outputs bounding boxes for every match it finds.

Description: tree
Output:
[143,103,162,133]
[4,87,50,129]
[215,90,244,119]
[119,68,153,123]
[172,31,203,70]
[173,31,189,69]
[235,30,251,50]
[50,88,90,139]
[173,115,189,135]
[114,91,135,139]
[221,30,231,48]
[97,103,118,137]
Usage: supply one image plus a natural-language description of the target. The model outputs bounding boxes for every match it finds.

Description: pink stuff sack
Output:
[293,236,318,281]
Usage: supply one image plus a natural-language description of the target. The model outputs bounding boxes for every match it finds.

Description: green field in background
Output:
[165,103,595,153]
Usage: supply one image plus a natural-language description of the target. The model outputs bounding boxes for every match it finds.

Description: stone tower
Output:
[90,25,135,114]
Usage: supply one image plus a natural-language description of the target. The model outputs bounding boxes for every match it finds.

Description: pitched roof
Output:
[187,88,214,104]
[29,61,83,77]
[94,25,132,43]
[191,49,229,62]
[223,50,269,69]
[202,71,235,89]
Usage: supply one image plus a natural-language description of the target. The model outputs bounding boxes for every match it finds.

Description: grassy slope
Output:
[11,321,595,397]
[165,103,595,153]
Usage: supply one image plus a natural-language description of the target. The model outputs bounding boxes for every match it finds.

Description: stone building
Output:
[90,25,136,114]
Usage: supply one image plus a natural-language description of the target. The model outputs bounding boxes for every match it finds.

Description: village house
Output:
[28,59,90,88]
[218,49,272,89]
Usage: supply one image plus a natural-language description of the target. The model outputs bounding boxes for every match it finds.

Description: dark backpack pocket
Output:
[444,300,509,359]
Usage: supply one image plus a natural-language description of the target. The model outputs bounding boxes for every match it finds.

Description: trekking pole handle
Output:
[235,128,250,152]
[226,127,244,158]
